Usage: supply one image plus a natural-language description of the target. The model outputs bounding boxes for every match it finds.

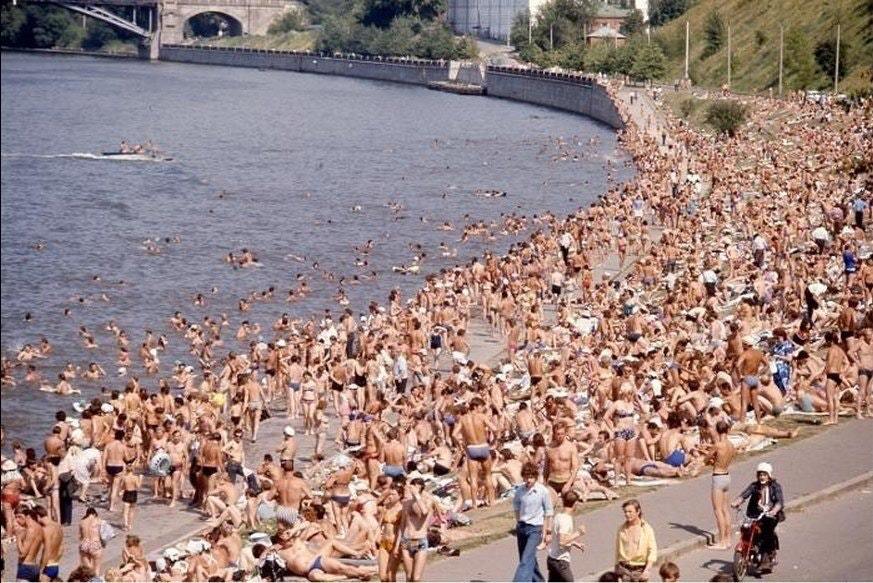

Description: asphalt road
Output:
[675,486,873,582]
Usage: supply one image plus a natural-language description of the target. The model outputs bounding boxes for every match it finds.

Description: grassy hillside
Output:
[651,0,873,94]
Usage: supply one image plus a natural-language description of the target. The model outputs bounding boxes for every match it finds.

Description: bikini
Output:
[615,410,636,440]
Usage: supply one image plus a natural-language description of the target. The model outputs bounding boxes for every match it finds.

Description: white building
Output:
[447,0,548,42]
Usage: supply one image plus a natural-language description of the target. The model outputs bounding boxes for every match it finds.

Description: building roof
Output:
[586,25,627,39]
[594,3,632,19]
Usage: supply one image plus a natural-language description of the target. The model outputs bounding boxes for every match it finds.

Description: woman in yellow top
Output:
[614,499,658,581]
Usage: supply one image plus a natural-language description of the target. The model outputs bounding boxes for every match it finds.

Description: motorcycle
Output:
[732,511,776,581]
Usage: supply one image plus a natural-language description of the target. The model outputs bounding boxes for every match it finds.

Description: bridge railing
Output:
[160,43,449,68]
[485,64,596,87]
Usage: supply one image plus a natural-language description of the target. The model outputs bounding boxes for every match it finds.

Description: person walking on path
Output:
[546,490,586,582]
[614,499,657,582]
[512,462,553,582]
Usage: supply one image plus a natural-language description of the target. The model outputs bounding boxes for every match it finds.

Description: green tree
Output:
[701,9,724,59]
[783,28,819,89]
[648,0,689,27]
[268,9,306,34]
[359,0,445,28]
[26,5,79,48]
[81,20,118,50]
[705,99,747,137]
[630,41,666,80]
[620,8,644,36]
[1,3,27,46]
[814,36,853,83]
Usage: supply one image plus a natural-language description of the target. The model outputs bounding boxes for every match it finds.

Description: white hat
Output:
[249,531,271,544]
[283,426,295,437]
[648,416,663,428]
[185,538,211,554]
[100,403,114,413]
[756,462,773,476]
[276,339,287,348]
[1,459,17,471]
[162,547,184,561]
[708,397,725,409]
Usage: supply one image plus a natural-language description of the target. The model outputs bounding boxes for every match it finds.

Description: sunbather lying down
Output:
[274,526,378,581]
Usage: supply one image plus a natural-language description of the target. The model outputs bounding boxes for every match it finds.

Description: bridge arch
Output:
[183,10,245,39]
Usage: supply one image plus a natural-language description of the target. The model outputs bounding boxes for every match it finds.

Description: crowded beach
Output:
[1,76,871,583]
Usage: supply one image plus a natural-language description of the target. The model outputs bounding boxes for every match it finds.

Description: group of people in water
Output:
[1,74,871,583]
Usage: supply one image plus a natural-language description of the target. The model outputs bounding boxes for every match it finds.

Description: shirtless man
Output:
[104,430,126,511]
[287,355,304,420]
[276,426,297,470]
[855,328,873,418]
[658,412,696,471]
[276,527,376,581]
[702,420,736,549]
[734,338,769,423]
[822,331,850,425]
[544,424,579,501]
[516,402,537,443]
[36,505,64,581]
[453,398,497,506]
[198,433,224,507]
[395,478,440,582]
[242,373,265,442]
[15,507,44,582]
[274,467,311,526]
[166,429,188,507]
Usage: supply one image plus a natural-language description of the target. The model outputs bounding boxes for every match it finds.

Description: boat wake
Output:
[2,152,169,162]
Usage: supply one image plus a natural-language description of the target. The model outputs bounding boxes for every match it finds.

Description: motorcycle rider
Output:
[731,462,784,573]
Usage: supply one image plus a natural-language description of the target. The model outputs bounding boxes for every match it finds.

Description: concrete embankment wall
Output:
[158,45,622,129]
[160,45,450,85]
[485,66,623,129]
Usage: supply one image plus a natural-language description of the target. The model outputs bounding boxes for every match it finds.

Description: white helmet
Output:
[756,462,773,476]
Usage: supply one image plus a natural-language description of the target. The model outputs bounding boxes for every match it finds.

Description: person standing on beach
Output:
[703,420,736,549]
[512,462,553,582]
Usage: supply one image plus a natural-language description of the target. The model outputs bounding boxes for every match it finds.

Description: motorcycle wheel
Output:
[733,550,748,582]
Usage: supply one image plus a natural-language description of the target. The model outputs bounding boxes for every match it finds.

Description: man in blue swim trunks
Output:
[276,526,378,581]
[454,397,497,507]
[14,507,43,582]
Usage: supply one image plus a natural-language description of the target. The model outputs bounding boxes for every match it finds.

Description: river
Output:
[0,51,633,446]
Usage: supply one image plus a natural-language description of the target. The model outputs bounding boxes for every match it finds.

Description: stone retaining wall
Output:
[160,44,450,85]
[484,66,623,129]
[158,45,623,128]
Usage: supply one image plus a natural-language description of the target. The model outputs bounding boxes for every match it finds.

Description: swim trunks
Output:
[665,449,686,468]
[466,444,490,461]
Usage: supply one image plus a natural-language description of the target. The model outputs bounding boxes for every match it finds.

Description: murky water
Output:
[0,51,633,446]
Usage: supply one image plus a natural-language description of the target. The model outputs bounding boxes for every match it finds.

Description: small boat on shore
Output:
[100,151,173,162]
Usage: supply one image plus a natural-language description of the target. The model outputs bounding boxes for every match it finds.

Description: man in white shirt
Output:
[546,491,585,582]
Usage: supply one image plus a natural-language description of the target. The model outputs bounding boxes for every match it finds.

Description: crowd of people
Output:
[1,73,870,583]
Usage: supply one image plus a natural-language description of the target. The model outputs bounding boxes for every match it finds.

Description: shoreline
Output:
[1,46,138,59]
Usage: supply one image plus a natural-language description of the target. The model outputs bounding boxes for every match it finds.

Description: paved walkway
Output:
[430,418,873,581]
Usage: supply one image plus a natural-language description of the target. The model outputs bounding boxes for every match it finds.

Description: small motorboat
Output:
[472,189,507,198]
[100,151,173,162]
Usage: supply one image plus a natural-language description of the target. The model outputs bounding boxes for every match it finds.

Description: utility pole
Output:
[727,24,731,88]
[684,20,690,80]
[778,24,784,97]
[834,23,841,93]
[528,6,532,46]
[549,22,554,51]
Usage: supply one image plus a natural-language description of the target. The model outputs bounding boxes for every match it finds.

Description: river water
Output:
[0,51,632,446]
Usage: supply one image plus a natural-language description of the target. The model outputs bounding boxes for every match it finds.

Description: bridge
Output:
[33,0,297,58]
